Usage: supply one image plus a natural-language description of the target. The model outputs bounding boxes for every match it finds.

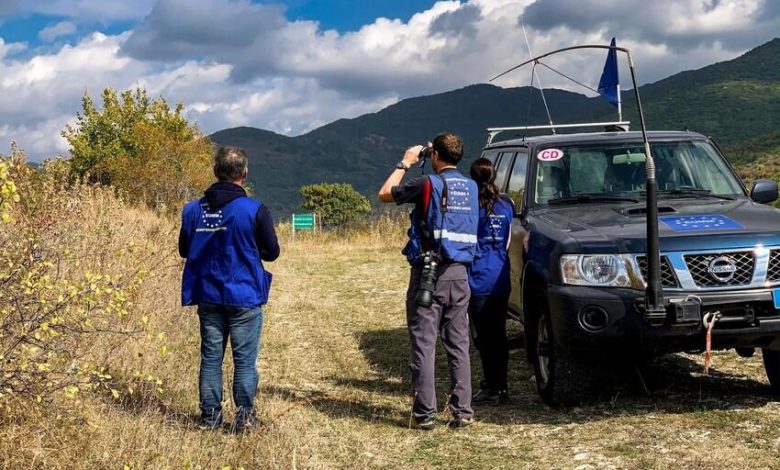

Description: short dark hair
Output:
[432,132,464,165]
[214,146,248,181]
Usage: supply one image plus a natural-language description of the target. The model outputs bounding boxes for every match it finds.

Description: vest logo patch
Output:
[197,205,226,232]
[446,180,473,212]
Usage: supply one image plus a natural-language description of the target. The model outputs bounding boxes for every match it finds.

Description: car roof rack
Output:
[486,120,631,145]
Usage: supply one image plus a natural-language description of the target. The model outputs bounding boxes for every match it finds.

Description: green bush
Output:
[299,183,371,227]
[62,86,213,210]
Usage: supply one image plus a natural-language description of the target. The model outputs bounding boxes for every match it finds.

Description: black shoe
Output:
[412,415,436,431]
[472,389,509,406]
[234,409,259,433]
[448,417,475,429]
[198,409,223,430]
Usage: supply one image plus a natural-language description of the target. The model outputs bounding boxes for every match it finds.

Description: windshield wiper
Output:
[657,188,735,201]
[548,195,640,205]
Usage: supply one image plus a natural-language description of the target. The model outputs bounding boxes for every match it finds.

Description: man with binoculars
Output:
[378,132,478,430]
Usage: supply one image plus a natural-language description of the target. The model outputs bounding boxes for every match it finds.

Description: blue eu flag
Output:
[598,37,620,107]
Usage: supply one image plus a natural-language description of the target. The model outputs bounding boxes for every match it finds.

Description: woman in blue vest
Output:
[468,157,514,406]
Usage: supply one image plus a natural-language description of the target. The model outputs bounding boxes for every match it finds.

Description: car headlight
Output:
[560,254,643,288]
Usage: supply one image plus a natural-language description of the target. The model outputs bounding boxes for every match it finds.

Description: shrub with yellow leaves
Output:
[0,145,169,413]
[0,158,19,223]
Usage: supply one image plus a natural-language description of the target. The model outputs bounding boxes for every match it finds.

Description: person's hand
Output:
[402,145,424,167]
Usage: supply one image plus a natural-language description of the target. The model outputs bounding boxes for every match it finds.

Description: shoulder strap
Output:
[436,174,448,213]
[421,177,433,217]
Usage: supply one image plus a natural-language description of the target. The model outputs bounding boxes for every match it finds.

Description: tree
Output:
[299,183,371,227]
[62,87,213,209]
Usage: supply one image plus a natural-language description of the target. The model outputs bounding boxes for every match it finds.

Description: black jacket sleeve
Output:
[391,175,428,205]
[254,205,280,262]
[178,225,188,258]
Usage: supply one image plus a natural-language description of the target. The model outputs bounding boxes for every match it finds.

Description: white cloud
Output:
[0,38,26,59]
[38,21,78,42]
[0,0,775,161]
[0,0,156,22]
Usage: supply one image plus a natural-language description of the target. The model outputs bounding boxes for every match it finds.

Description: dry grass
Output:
[3,206,780,469]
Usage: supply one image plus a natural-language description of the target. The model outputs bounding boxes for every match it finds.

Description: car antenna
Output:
[520,16,555,134]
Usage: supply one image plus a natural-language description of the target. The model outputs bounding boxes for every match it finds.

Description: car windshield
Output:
[533,140,745,205]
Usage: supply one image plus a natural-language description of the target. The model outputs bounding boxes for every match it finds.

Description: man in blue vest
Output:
[378,132,479,430]
[179,146,279,432]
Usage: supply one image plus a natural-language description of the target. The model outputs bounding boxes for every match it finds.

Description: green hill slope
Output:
[618,38,780,163]
[212,38,780,217]
[212,86,611,216]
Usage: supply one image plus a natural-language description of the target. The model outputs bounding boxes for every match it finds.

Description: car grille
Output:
[683,251,754,287]
[768,250,780,283]
[636,256,679,288]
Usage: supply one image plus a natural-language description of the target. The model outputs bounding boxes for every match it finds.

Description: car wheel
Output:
[762,348,780,395]
[530,298,596,407]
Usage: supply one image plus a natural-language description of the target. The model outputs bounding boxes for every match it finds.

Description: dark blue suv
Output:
[481,130,780,406]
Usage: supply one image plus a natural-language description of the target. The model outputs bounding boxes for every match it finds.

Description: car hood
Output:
[533,198,780,253]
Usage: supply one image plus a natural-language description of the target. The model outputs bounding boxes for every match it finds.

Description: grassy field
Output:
[3,218,780,469]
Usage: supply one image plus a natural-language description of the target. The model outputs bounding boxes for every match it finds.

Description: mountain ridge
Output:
[212,38,780,217]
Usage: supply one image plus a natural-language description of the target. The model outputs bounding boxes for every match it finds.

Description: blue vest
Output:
[181,196,272,307]
[403,171,479,265]
[468,196,514,296]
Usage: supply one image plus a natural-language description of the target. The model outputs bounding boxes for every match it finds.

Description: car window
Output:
[535,158,570,204]
[481,150,500,164]
[494,152,514,191]
[674,142,741,194]
[506,152,529,209]
[569,151,608,193]
[532,140,744,205]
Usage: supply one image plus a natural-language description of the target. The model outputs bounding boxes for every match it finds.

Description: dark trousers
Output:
[406,267,473,420]
[469,293,509,391]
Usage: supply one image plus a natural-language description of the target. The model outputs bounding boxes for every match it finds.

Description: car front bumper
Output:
[547,285,780,355]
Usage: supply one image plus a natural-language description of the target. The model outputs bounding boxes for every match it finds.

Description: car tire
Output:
[530,296,595,407]
[761,348,780,395]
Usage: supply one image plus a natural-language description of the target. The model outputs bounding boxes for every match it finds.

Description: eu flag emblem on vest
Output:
[448,180,472,212]
[198,203,226,232]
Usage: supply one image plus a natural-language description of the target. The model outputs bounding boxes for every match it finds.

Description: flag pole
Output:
[617,83,623,122]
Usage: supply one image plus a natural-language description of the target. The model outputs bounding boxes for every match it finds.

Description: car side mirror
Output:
[751,179,778,204]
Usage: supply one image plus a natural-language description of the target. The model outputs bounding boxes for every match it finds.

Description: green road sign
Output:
[293,214,315,229]
[291,213,317,239]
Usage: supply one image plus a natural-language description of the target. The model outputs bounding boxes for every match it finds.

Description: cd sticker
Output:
[538,148,564,162]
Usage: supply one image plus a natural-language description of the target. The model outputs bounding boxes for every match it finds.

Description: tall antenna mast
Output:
[520,16,555,133]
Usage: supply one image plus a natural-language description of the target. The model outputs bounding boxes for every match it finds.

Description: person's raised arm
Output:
[378,145,423,203]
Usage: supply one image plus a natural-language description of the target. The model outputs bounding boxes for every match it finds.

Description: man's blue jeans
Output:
[197,303,263,421]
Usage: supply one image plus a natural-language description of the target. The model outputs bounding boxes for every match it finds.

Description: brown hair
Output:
[470,157,499,213]
[432,132,464,165]
[214,146,248,182]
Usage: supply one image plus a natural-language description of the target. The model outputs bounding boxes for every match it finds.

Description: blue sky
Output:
[278,0,438,31]
[0,0,776,160]
[0,1,437,49]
